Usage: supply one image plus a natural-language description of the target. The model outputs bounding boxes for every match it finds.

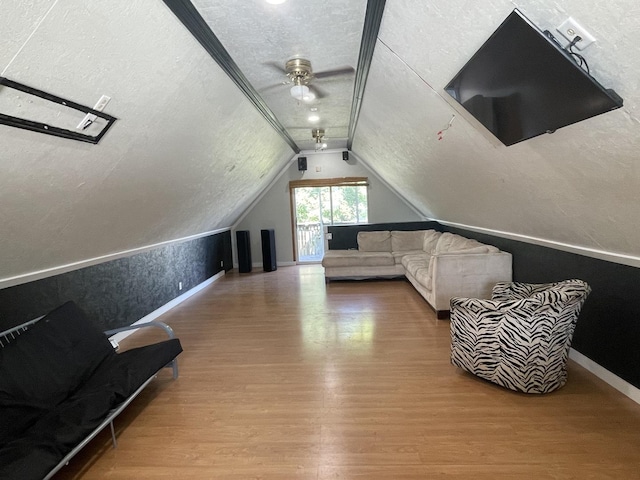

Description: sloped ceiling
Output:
[2,0,640,284]
[354,0,640,259]
[189,0,366,151]
[0,1,293,282]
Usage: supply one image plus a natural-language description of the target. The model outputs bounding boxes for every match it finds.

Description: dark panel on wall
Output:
[0,231,233,332]
[327,221,442,250]
[443,225,640,389]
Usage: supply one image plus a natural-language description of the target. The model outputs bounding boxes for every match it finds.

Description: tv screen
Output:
[445,9,623,146]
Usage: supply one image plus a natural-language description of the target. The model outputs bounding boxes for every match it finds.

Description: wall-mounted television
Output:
[444,9,623,146]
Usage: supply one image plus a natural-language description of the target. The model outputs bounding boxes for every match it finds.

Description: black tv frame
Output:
[445,9,623,146]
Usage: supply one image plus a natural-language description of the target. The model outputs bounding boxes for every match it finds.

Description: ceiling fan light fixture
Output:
[312,128,326,151]
[290,84,309,100]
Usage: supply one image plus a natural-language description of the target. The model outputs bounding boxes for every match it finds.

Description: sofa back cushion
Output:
[390,230,427,252]
[434,232,498,254]
[357,231,392,252]
[0,301,115,410]
[423,230,442,253]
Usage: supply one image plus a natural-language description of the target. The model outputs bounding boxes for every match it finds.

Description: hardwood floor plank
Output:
[58,265,640,479]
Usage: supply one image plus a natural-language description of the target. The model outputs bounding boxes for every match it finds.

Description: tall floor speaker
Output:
[261,229,277,272]
[236,230,252,273]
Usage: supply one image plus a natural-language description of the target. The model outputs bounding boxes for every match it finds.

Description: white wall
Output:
[354,0,640,267]
[0,1,293,284]
[235,150,422,266]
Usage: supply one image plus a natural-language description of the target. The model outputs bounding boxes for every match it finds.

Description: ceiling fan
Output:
[264,58,355,100]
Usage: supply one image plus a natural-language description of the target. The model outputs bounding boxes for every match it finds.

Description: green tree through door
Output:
[294,185,368,262]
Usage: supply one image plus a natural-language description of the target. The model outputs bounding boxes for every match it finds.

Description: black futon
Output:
[0,301,182,479]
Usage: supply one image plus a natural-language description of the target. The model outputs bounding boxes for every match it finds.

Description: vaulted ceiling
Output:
[1,0,639,283]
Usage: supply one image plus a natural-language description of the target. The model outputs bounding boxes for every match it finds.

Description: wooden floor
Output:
[62,265,640,479]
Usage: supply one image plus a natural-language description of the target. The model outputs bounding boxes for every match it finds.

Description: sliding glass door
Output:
[293,184,368,262]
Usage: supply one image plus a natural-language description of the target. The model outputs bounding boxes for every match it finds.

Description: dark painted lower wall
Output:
[0,231,232,332]
[328,221,640,390]
[327,221,443,250]
[444,225,640,390]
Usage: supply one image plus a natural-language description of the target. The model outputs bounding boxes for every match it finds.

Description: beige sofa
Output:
[322,230,512,318]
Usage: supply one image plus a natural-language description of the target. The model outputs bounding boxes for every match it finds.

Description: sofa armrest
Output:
[430,252,513,311]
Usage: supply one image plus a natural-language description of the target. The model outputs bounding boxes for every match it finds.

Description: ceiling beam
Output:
[347,0,387,151]
[162,0,300,153]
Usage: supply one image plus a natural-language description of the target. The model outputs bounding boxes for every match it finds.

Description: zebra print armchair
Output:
[450,279,591,394]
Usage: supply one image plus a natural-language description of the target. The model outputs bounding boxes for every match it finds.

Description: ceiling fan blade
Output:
[308,84,328,99]
[314,66,355,79]
[259,82,289,93]
[263,61,287,74]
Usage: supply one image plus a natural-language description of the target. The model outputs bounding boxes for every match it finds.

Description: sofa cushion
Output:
[323,250,394,268]
[0,404,47,448]
[390,230,427,252]
[401,253,430,277]
[392,250,424,264]
[413,267,433,291]
[357,231,392,252]
[434,232,498,254]
[0,387,120,480]
[0,301,115,411]
[423,230,442,253]
[80,338,183,403]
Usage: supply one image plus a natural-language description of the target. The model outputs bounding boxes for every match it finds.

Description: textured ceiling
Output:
[191,0,367,151]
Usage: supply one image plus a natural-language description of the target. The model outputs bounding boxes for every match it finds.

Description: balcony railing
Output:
[297,222,323,262]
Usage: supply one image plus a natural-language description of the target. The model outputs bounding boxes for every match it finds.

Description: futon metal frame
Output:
[0,317,179,480]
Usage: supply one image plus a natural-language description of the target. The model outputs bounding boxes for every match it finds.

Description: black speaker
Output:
[342,151,349,161]
[297,156,307,171]
[236,230,252,273]
[261,229,277,272]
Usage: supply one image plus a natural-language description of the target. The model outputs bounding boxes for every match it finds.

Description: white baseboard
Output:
[109,270,225,343]
[232,262,297,269]
[569,348,640,405]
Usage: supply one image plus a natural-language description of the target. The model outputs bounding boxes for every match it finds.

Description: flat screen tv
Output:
[444,9,623,146]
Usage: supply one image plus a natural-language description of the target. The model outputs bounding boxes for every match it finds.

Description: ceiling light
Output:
[290,84,309,100]
[265,0,287,4]
[312,129,326,151]
[308,114,320,123]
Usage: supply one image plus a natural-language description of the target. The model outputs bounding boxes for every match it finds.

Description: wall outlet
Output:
[178,281,183,290]
[556,17,596,50]
[220,260,223,267]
